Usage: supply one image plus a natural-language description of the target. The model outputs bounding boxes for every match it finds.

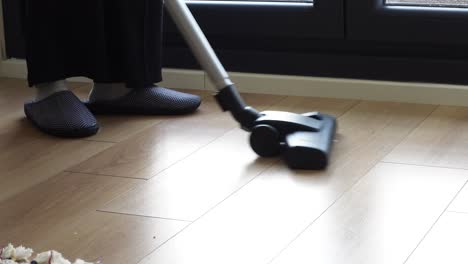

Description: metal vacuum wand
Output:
[165,0,233,90]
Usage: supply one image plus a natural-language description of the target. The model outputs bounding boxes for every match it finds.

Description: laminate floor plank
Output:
[137,101,435,264]
[384,106,468,169]
[100,97,357,221]
[70,94,284,179]
[272,163,468,264]
[0,172,187,264]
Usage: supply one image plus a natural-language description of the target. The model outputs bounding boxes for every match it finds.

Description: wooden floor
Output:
[1,77,468,264]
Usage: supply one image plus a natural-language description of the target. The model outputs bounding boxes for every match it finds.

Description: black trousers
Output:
[24,0,164,88]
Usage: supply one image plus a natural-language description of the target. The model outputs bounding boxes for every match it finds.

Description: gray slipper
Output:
[24,91,99,138]
[85,87,201,115]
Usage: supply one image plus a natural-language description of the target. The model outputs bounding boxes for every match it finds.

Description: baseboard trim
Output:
[0,58,206,90]
[2,58,468,106]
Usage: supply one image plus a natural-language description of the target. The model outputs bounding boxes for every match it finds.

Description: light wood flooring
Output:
[1,77,468,264]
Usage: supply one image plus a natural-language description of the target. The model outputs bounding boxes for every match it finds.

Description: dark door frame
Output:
[347,0,468,44]
[164,0,345,40]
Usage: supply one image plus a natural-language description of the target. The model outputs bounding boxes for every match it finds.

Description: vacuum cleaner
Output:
[166,0,337,170]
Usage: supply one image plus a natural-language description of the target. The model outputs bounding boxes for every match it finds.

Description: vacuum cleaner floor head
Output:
[250,111,336,170]
[215,85,337,170]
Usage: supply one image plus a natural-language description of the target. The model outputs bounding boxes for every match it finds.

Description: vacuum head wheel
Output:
[250,124,282,157]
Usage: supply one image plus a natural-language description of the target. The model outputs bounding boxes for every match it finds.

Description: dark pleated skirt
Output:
[24,0,163,88]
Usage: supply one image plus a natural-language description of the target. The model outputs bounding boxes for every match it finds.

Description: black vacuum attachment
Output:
[215,85,337,170]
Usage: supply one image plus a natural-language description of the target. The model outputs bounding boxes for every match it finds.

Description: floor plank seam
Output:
[402,179,468,264]
[265,194,346,264]
[0,170,76,203]
[266,158,384,264]
[131,95,313,263]
[135,94,287,180]
[380,161,468,172]
[80,96,289,220]
[64,170,149,219]
[135,158,280,264]
[264,103,437,264]
[96,180,152,215]
[336,99,362,119]
[379,104,439,164]
[266,94,289,109]
[262,98,363,263]
[64,170,149,181]
[242,93,287,115]
[91,119,166,143]
[83,139,117,144]
[97,209,193,223]
[340,99,362,117]
[137,126,236,180]
[446,210,468,215]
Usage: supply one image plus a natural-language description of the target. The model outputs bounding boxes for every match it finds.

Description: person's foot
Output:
[88,83,131,103]
[85,86,201,115]
[24,91,99,138]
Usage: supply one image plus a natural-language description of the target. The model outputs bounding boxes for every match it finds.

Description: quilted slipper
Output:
[85,86,201,115]
[24,91,99,138]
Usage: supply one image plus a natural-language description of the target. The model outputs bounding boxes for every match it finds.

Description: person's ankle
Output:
[88,83,131,103]
[35,80,68,101]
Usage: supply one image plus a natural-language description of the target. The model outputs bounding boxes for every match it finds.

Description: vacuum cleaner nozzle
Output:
[215,85,337,170]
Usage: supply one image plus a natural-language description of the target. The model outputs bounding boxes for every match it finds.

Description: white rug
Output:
[0,244,94,264]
